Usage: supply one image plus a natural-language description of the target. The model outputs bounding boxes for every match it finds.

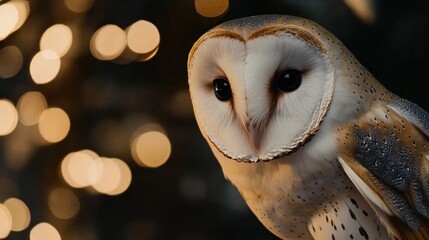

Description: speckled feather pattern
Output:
[337,102,429,238]
[188,15,429,240]
[239,159,392,240]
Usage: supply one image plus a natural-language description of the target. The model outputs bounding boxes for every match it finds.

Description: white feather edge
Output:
[337,156,394,216]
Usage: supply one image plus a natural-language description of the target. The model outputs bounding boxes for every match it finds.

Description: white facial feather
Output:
[245,34,333,158]
[189,37,255,159]
[189,32,334,161]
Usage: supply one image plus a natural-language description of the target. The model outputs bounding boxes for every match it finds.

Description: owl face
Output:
[188,15,336,162]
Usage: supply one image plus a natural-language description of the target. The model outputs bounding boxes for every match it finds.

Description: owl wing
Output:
[336,95,429,239]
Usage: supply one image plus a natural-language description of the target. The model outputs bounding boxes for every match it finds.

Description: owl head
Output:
[188,15,358,162]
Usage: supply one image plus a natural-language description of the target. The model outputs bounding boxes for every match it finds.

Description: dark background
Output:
[1,0,429,239]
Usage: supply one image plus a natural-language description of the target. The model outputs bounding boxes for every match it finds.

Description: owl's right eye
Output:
[213,78,232,101]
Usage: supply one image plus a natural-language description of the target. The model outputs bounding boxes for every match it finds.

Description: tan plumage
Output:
[188,15,429,239]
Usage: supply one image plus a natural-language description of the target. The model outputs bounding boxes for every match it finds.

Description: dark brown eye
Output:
[213,78,232,101]
[276,69,302,92]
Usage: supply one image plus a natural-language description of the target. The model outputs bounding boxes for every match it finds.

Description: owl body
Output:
[188,15,429,239]
[213,126,391,239]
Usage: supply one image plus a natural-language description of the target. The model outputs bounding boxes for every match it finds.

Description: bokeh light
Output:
[0,46,23,79]
[0,100,18,136]
[48,188,80,220]
[61,150,100,188]
[195,0,229,17]
[4,127,36,170]
[9,0,30,32]
[3,198,31,232]
[92,158,132,195]
[343,0,375,23]
[17,91,48,126]
[40,24,73,57]
[137,45,159,62]
[61,150,132,195]
[0,3,19,40]
[127,20,160,54]
[64,0,94,13]
[0,203,12,239]
[86,156,104,186]
[92,157,122,194]
[131,130,171,168]
[90,24,126,60]
[38,107,70,143]
[171,89,193,118]
[29,50,61,84]
[30,222,61,240]
[108,158,132,195]
[133,122,166,135]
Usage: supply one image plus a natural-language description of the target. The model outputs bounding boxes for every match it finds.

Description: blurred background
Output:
[0,0,429,239]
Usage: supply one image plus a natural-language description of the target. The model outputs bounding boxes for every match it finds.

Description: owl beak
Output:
[246,121,263,151]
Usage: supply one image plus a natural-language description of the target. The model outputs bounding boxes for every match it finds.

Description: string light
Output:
[40,24,73,57]
[29,50,61,84]
[90,20,161,62]
[61,150,132,195]
[127,20,160,55]
[38,107,70,143]
[61,150,99,188]
[17,91,47,126]
[108,158,132,195]
[0,46,23,79]
[0,3,19,40]
[0,0,29,40]
[131,130,171,168]
[48,188,80,219]
[64,0,94,13]
[92,157,122,194]
[30,222,61,240]
[171,89,193,118]
[0,100,18,136]
[90,24,127,61]
[137,46,159,62]
[9,0,30,32]
[194,0,229,18]
[343,0,375,23]
[3,198,31,232]
[0,204,12,239]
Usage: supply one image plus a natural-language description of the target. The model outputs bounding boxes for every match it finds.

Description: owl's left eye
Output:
[213,78,232,101]
[276,69,302,93]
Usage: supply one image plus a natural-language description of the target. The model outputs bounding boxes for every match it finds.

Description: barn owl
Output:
[187,15,429,240]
